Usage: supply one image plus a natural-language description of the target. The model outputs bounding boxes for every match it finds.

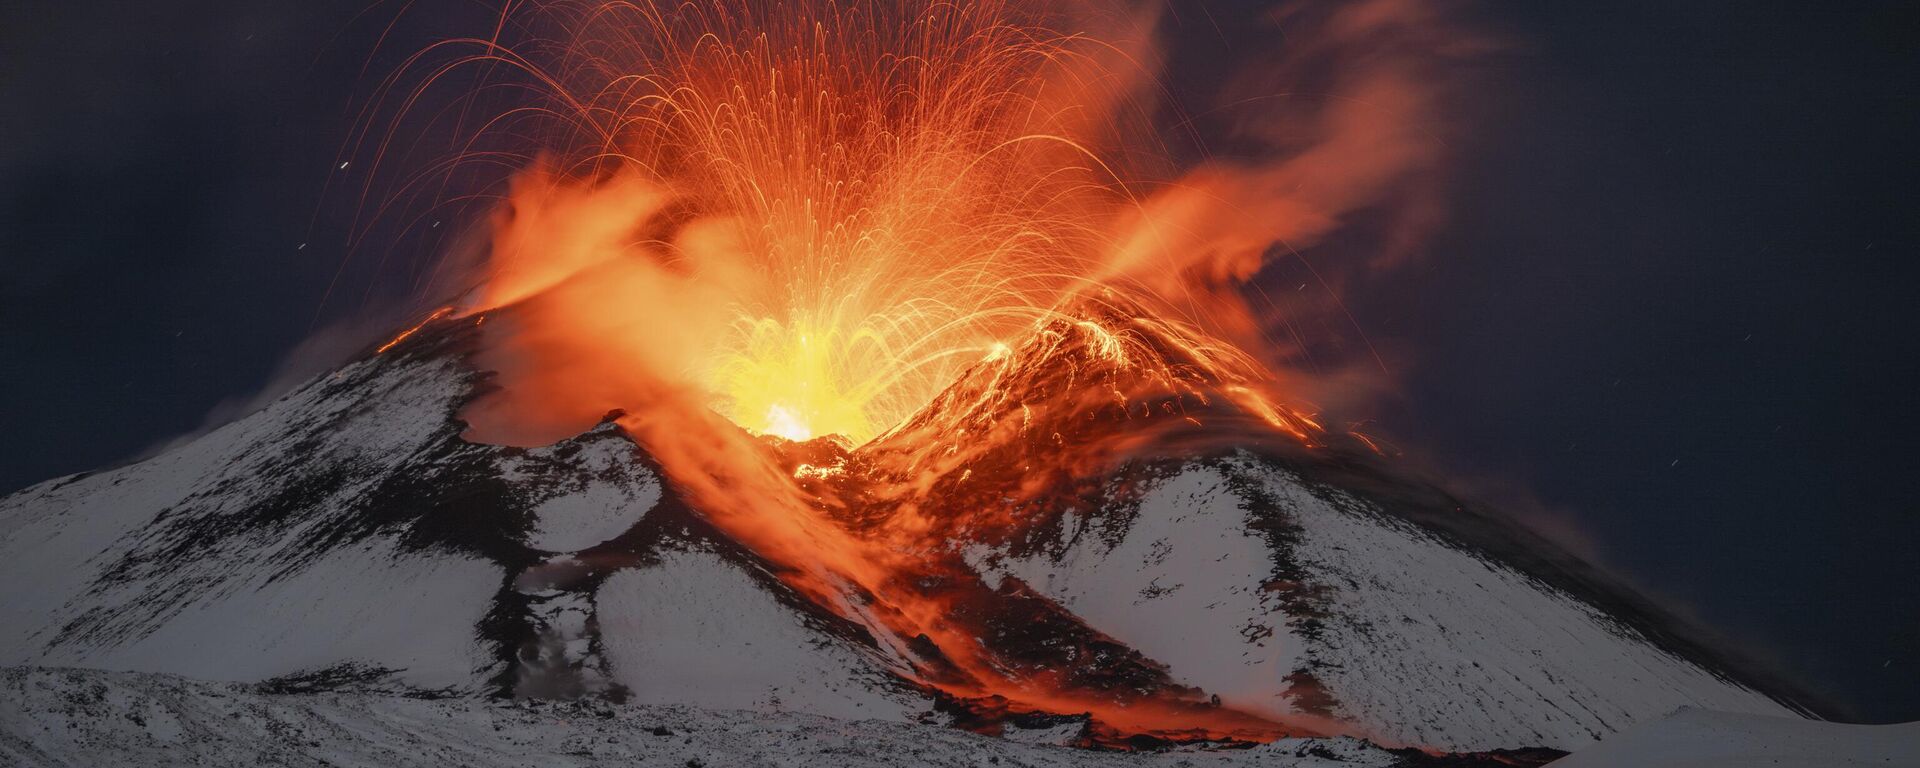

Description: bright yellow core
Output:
[710,319,882,444]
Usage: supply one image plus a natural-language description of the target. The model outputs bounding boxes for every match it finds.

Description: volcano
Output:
[0,306,1821,765]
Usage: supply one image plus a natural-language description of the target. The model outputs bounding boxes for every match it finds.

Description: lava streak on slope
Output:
[354,0,1479,747]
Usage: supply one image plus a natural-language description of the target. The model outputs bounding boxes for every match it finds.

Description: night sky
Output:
[3,1,1915,722]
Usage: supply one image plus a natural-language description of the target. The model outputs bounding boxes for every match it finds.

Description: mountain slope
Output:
[1552,706,1920,767]
[0,666,1415,768]
[0,311,1818,755]
[0,334,505,691]
[0,321,920,720]
[960,457,1800,750]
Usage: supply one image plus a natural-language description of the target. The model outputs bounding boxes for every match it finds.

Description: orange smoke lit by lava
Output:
[361,0,1475,746]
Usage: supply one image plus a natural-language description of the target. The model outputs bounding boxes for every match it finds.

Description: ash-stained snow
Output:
[597,547,927,722]
[509,580,620,699]
[0,667,1409,768]
[964,458,1800,752]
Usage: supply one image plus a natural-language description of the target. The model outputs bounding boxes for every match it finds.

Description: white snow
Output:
[963,468,1307,722]
[0,353,501,691]
[34,539,497,689]
[1241,458,1798,751]
[505,434,663,552]
[0,666,1407,768]
[965,459,1803,753]
[0,334,1838,759]
[1553,707,1920,767]
[597,547,927,722]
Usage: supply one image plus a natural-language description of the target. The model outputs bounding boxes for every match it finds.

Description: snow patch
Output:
[963,467,1305,722]
[506,433,663,552]
[597,548,926,722]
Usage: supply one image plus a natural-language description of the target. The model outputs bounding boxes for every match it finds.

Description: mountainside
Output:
[0,320,920,718]
[2,666,1426,768]
[1552,706,1920,767]
[0,312,1815,758]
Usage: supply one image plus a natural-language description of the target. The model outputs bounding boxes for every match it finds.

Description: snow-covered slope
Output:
[0,666,1411,768]
[597,547,926,720]
[961,459,1800,751]
[0,314,1821,758]
[0,323,908,724]
[1552,707,1920,767]
[0,345,504,691]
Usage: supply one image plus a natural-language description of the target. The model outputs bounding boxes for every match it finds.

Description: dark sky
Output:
[2,1,1916,722]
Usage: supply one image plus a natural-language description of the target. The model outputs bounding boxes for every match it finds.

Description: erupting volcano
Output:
[0,1,1846,766]
[388,0,1432,742]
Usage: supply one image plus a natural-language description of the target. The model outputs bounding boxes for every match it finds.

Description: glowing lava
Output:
[719,322,880,441]
[359,0,1471,747]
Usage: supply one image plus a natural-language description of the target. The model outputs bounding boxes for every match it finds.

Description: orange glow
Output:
[446,0,1184,445]
[376,307,453,354]
[364,0,1471,746]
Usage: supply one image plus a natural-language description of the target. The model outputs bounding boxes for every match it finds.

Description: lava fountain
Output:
[357,0,1473,747]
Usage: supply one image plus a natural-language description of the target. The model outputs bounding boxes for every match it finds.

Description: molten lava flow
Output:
[361,0,1474,747]
[375,307,454,354]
